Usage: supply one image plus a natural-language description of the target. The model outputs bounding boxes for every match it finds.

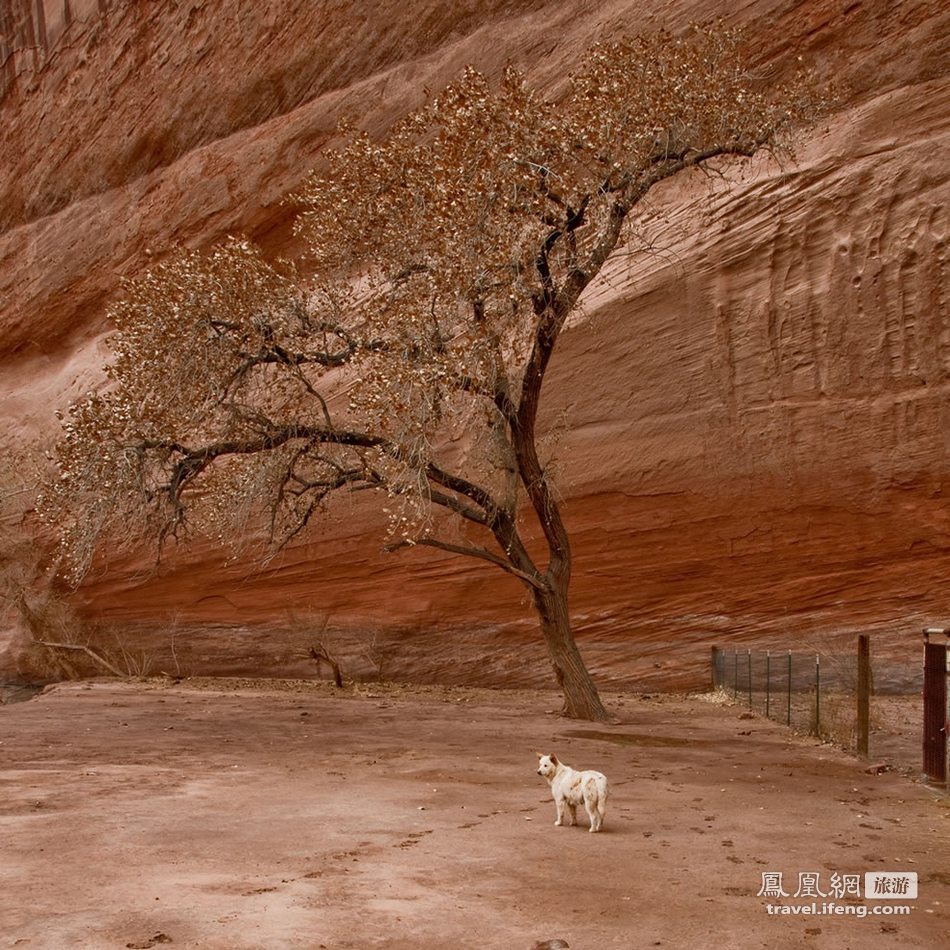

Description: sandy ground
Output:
[1,680,948,950]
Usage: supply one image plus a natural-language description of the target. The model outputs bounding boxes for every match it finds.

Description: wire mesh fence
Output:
[711,644,874,751]
[708,635,945,775]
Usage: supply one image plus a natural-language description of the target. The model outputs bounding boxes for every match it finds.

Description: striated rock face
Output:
[2,0,949,690]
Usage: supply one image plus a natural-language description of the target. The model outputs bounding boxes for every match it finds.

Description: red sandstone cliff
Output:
[1,0,948,689]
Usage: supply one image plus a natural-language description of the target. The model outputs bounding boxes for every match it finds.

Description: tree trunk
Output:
[533,581,609,722]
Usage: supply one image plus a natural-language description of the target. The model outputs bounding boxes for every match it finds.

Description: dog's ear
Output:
[550,753,559,765]
[536,751,544,759]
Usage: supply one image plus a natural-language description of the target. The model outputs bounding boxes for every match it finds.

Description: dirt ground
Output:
[1,680,948,950]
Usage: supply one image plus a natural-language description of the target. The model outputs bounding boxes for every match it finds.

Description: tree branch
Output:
[386,536,542,589]
[31,639,127,678]
[424,461,499,522]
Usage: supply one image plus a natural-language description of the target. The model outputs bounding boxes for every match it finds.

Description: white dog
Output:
[536,752,608,833]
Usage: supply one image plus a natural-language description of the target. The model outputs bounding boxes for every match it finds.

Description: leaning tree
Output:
[40,27,815,720]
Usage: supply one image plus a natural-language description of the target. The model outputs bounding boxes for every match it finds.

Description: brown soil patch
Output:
[1,679,948,948]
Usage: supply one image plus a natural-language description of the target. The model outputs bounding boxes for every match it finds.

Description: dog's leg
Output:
[554,797,565,826]
[567,802,577,826]
[584,792,602,833]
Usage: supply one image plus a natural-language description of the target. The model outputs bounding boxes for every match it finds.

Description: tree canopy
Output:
[40,25,817,719]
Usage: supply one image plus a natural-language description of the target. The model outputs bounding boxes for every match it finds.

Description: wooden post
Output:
[786,650,792,726]
[923,628,950,786]
[857,634,871,758]
[747,649,753,707]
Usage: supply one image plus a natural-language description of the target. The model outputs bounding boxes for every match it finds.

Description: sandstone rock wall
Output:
[2,0,948,689]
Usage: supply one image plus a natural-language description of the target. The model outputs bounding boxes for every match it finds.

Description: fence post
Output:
[747,649,753,707]
[711,646,720,690]
[766,650,771,719]
[857,634,871,757]
[814,653,821,736]
[733,650,739,697]
[786,650,792,726]
[922,628,949,786]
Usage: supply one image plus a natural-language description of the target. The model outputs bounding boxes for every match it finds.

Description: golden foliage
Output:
[40,26,819,584]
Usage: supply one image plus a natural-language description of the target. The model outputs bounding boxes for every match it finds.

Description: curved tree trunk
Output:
[532,580,609,722]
